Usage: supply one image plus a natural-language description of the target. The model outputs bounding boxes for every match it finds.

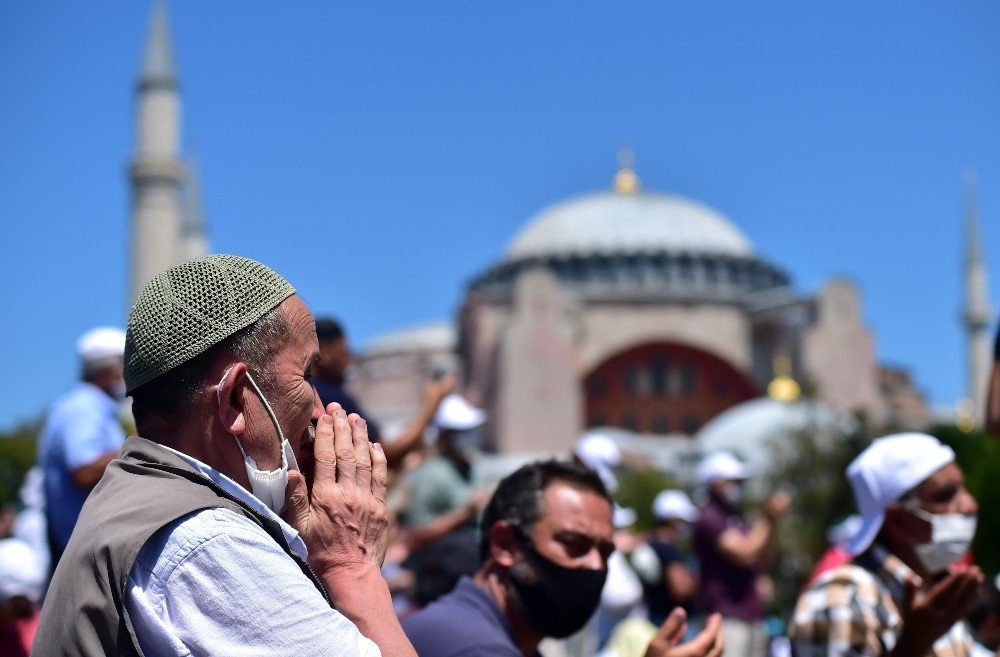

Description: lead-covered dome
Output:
[505,191,754,262]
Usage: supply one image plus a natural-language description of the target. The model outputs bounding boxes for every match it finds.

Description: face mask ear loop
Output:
[215,365,259,466]
[243,371,288,467]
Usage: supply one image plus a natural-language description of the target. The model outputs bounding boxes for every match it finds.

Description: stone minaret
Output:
[962,167,992,417]
[180,152,209,262]
[128,2,184,304]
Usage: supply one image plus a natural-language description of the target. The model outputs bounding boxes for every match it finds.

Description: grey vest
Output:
[32,436,327,656]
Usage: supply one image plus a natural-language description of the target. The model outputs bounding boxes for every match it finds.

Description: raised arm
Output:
[380,375,454,468]
[716,491,789,568]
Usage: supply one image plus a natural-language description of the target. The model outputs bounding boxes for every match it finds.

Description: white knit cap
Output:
[76,326,126,363]
[434,394,486,431]
[697,451,751,486]
[846,433,955,555]
[0,538,45,604]
[575,431,622,492]
[653,490,699,522]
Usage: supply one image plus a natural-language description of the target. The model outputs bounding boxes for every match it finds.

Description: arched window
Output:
[583,342,758,436]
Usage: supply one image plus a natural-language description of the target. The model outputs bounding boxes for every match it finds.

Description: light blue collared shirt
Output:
[38,382,125,550]
[125,446,381,657]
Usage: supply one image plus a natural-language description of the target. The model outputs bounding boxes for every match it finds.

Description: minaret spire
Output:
[128,0,184,304]
[962,166,992,420]
[139,1,176,90]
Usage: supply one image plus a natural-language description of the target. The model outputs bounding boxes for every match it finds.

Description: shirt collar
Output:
[79,381,117,412]
[157,443,308,559]
[864,542,921,603]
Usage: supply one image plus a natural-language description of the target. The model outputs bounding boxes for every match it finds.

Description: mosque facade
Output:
[353,162,935,454]
[127,5,990,455]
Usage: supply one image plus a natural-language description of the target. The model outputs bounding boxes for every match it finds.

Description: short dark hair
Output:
[478,459,611,561]
[315,317,344,343]
[131,307,288,431]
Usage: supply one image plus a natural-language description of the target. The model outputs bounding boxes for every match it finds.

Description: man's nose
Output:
[579,547,606,571]
[310,383,324,419]
[956,488,978,515]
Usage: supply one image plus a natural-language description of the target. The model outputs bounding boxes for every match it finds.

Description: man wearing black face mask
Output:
[403,460,724,657]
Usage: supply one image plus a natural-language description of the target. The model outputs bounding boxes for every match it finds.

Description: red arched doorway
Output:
[584,342,758,435]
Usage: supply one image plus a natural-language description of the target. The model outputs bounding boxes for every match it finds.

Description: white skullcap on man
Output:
[0,538,46,605]
[653,490,699,523]
[434,394,486,431]
[697,451,752,487]
[575,431,622,492]
[846,432,955,555]
[76,326,126,363]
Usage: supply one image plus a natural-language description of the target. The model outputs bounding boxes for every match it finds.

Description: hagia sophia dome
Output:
[470,164,789,306]
[505,190,755,262]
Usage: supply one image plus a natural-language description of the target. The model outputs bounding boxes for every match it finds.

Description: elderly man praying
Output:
[34,255,415,657]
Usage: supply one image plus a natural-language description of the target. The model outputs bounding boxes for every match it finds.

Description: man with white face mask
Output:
[789,432,984,657]
[34,255,417,657]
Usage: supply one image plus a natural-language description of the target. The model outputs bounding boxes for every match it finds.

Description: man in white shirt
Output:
[35,255,415,657]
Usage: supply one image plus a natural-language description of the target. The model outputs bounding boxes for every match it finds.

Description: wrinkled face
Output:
[243,296,324,470]
[887,461,978,544]
[522,481,615,573]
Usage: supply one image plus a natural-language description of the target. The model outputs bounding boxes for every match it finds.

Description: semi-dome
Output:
[505,191,754,262]
[364,322,455,356]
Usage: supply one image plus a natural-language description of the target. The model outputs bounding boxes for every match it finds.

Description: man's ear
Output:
[489,521,522,567]
[216,362,248,435]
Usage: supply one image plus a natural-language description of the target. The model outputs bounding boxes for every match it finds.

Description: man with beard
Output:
[34,255,415,657]
[402,460,724,657]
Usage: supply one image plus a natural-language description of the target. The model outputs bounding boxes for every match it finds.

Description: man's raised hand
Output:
[284,403,390,578]
[645,609,724,657]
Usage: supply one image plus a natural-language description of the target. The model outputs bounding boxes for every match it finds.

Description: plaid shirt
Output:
[788,544,974,657]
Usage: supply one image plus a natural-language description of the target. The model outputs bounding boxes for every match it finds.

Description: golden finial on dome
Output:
[613,148,640,194]
[955,397,976,433]
[767,349,801,402]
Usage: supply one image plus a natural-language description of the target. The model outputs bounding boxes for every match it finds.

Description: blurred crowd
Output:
[2,254,999,657]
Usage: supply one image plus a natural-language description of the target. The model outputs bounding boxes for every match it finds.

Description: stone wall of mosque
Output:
[578,303,752,376]
[801,279,887,424]
[351,345,458,436]
[458,265,758,453]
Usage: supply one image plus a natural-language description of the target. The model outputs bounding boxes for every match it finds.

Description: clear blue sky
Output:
[1,1,998,429]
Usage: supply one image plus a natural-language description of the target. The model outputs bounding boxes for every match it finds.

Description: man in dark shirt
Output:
[693,452,789,657]
[635,490,699,627]
[313,317,452,467]
[403,460,724,657]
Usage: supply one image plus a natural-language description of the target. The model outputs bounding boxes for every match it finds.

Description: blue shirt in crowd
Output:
[403,576,537,657]
[38,382,125,551]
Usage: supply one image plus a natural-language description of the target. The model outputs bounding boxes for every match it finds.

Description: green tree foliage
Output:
[0,418,42,507]
[762,419,870,615]
[615,467,679,533]
[929,424,1000,578]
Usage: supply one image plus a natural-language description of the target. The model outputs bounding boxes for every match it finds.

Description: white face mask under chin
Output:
[908,507,977,575]
[217,369,300,515]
